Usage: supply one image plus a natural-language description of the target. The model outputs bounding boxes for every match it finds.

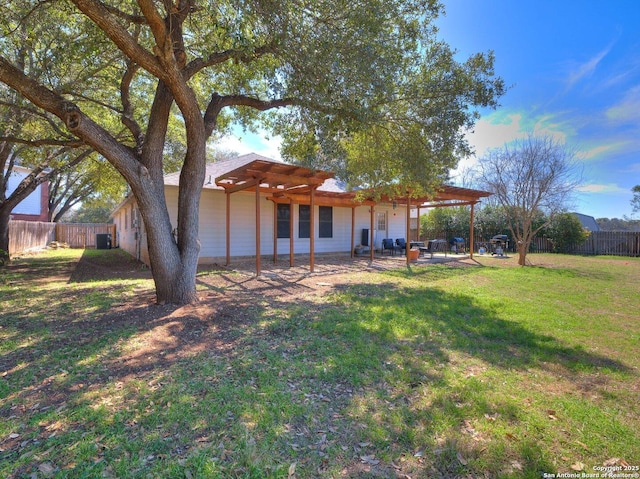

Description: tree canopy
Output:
[0,0,505,303]
[632,185,640,216]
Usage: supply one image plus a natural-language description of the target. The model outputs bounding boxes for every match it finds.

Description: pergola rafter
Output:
[215,159,491,274]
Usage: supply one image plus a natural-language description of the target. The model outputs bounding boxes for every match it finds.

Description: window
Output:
[298,205,310,238]
[319,206,333,238]
[277,203,291,239]
[376,212,386,232]
[131,207,137,229]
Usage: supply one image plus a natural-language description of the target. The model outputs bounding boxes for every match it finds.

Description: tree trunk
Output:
[131,170,200,305]
[517,243,527,265]
[0,208,10,263]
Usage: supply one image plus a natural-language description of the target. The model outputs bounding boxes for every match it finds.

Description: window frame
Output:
[276,203,291,239]
[318,206,333,238]
[298,204,310,239]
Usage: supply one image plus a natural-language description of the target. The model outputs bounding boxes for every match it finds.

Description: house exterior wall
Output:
[114,186,410,265]
[113,198,147,263]
[6,167,49,222]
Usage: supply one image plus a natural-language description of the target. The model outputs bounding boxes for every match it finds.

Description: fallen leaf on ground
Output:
[571,462,585,471]
[38,463,56,477]
[360,455,380,465]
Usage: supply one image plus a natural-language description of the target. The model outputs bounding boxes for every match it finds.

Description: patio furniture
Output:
[395,238,407,254]
[449,237,465,254]
[418,239,449,258]
[382,238,398,255]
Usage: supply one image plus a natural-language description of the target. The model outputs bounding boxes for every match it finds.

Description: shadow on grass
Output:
[0,251,634,478]
[68,248,152,283]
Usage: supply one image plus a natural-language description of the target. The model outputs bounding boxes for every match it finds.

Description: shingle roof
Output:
[164,152,344,193]
[572,212,600,231]
[164,153,277,188]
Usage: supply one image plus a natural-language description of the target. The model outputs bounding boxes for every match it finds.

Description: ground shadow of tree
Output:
[1,252,634,478]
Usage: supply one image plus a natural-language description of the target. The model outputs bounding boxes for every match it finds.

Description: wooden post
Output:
[225,191,231,266]
[416,206,421,242]
[369,205,375,261]
[469,202,475,259]
[350,207,355,258]
[290,202,294,267]
[310,187,316,272]
[406,196,411,266]
[255,183,261,276]
[273,200,278,263]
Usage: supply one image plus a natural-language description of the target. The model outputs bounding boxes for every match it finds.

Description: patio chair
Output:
[395,238,407,254]
[382,238,397,255]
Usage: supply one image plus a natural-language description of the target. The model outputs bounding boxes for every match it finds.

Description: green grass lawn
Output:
[1,249,638,478]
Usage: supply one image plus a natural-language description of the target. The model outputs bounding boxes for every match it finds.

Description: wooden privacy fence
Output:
[55,223,117,248]
[419,231,640,257]
[8,221,56,256]
[572,231,640,256]
[526,232,640,256]
[7,221,117,256]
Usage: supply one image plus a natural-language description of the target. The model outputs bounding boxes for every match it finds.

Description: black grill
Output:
[489,235,508,256]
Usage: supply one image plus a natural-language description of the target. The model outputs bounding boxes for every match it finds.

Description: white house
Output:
[5,165,49,222]
[112,153,490,270]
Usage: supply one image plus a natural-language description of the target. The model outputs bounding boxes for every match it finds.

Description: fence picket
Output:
[8,221,116,256]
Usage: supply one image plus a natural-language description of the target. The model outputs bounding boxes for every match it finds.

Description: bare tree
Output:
[478,134,581,265]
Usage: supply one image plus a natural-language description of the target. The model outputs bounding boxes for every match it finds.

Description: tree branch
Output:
[120,60,144,150]
[204,93,295,138]
[0,54,143,187]
[184,44,277,79]
[71,0,166,81]
[0,136,85,147]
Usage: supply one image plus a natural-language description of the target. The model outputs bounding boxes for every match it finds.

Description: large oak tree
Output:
[0,0,504,304]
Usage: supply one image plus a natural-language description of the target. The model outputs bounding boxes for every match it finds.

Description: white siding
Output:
[113,185,412,265]
[7,169,42,215]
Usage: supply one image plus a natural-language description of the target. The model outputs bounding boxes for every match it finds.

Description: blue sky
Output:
[223,1,640,219]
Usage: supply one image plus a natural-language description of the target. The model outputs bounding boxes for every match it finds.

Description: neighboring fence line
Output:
[572,231,640,256]
[8,221,116,256]
[8,220,56,256]
[54,223,117,248]
[420,231,640,257]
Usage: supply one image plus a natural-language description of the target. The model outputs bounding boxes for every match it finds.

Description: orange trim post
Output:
[350,207,355,258]
[255,184,261,276]
[470,202,475,259]
[406,196,411,266]
[310,187,316,272]
[273,200,278,263]
[369,206,375,261]
[290,202,294,267]
[226,191,231,266]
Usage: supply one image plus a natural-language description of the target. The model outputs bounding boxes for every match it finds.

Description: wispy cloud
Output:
[606,86,640,123]
[577,183,627,194]
[576,141,631,161]
[564,41,615,92]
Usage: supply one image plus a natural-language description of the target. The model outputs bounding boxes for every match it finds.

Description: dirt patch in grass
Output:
[3,250,638,478]
[5,250,480,477]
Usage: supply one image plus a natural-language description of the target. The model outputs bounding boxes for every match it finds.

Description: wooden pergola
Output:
[216,159,491,274]
[378,185,493,266]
